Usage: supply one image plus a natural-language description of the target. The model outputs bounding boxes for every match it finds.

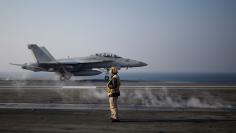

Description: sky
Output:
[0,0,236,73]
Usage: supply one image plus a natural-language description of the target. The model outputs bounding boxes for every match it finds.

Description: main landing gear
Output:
[59,73,72,81]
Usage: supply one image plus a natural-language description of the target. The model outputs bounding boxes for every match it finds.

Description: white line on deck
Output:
[62,86,96,89]
[0,85,235,89]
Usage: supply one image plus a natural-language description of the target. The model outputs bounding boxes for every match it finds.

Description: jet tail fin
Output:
[28,44,56,63]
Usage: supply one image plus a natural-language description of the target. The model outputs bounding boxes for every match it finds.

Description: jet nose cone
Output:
[139,61,147,67]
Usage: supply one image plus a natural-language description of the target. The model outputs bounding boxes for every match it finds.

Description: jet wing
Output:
[57,58,112,64]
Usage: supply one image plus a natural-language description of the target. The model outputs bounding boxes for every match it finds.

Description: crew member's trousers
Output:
[109,97,118,119]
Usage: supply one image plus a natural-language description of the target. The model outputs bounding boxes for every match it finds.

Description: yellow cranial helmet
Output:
[110,66,118,74]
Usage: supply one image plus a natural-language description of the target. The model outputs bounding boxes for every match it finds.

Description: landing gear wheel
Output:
[64,74,72,80]
[105,75,109,81]
[60,75,66,81]
[105,68,110,81]
[59,74,72,81]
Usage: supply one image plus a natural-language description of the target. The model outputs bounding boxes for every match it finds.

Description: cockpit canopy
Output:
[95,52,121,58]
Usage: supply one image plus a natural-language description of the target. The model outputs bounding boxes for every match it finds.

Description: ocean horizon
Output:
[0,71,236,83]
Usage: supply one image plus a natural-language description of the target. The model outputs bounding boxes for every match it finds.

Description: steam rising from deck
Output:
[1,79,232,109]
[54,86,232,109]
[122,87,231,108]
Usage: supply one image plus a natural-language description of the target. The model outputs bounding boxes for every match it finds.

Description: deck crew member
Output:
[105,66,121,122]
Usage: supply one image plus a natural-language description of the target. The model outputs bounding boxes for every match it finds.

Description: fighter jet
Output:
[11,44,147,80]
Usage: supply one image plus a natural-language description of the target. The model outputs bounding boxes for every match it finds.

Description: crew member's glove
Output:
[105,87,111,93]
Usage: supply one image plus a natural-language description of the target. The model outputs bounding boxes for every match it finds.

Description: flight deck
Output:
[0,80,235,133]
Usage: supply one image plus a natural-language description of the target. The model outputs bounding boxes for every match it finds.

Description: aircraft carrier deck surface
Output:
[0,80,235,133]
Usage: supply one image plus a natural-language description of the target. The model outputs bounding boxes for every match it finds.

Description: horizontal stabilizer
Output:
[9,63,25,66]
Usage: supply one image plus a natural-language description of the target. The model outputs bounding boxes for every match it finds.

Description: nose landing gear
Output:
[105,75,109,81]
[105,68,109,81]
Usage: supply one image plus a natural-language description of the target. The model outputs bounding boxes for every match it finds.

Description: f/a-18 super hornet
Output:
[11,44,147,80]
